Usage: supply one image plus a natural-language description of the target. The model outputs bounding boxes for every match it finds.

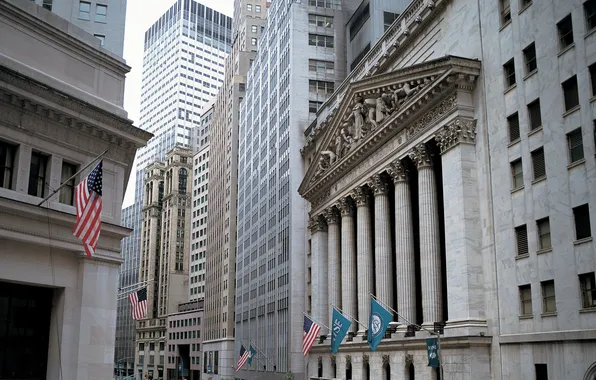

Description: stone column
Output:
[336,354,346,380]
[369,354,383,379]
[387,160,417,325]
[352,355,363,380]
[435,118,487,336]
[337,197,357,333]
[409,143,442,326]
[322,355,332,379]
[324,207,341,327]
[368,174,394,312]
[351,186,374,333]
[308,214,328,334]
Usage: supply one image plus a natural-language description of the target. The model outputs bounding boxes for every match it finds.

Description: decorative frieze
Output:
[368,174,389,195]
[350,186,369,206]
[387,160,408,183]
[409,143,433,168]
[435,117,477,154]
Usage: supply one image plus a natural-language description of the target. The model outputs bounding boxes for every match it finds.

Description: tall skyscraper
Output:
[201,0,267,377]
[29,0,127,56]
[234,0,359,378]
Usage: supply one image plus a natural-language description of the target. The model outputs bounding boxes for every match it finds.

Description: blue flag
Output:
[330,308,351,354]
[248,344,257,365]
[426,338,439,367]
[368,298,392,351]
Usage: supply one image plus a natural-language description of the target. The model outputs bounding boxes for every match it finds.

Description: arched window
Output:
[178,168,188,194]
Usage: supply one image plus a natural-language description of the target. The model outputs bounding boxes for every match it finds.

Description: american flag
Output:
[72,160,103,257]
[303,314,321,356]
[128,287,148,320]
[235,345,250,372]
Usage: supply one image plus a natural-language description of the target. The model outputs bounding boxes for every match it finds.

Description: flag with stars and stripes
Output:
[72,160,103,257]
[236,345,250,372]
[303,314,321,356]
[128,287,148,320]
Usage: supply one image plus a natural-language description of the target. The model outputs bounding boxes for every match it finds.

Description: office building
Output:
[300,0,596,378]
[0,1,151,379]
[165,300,204,380]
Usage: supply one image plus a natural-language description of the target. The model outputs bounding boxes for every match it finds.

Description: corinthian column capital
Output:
[435,117,477,154]
[387,160,408,183]
[308,214,327,233]
[323,207,340,225]
[367,174,389,195]
[409,143,433,168]
[336,197,354,216]
[350,186,369,207]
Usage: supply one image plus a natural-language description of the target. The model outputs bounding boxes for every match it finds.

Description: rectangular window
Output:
[308,59,334,74]
[537,218,551,250]
[251,25,257,33]
[308,101,323,113]
[251,38,257,46]
[94,34,105,46]
[42,0,52,11]
[247,4,252,11]
[383,11,399,31]
[519,284,533,316]
[95,3,107,23]
[535,364,548,380]
[308,14,333,28]
[573,203,591,240]
[255,5,261,12]
[349,3,370,40]
[508,112,520,142]
[531,148,546,180]
[541,280,556,313]
[585,0,596,31]
[79,1,90,20]
[562,75,579,111]
[28,152,48,197]
[515,224,529,256]
[511,159,523,189]
[557,14,574,50]
[567,128,584,163]
[59,162,77,205]
[590,63,596,96]
[523,42,537,74]
[0,140,16,190]
[580,272,596,309]
[308,33,334,48]
[500,0,511,25]
[528,99,542,130]
[521,0,532,7]
[503,58,516,88]
[309,80,334,95]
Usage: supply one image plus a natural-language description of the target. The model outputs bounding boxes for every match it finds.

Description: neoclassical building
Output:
[299,0,596,378]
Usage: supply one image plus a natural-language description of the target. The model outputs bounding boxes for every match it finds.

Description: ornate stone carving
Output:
[407,92,457,138]
[308,214,327,233]
[435,117,477,154]
[336,197,353,216]
[363,354,369,364]
[368,174,389,195]
[323,207,340,225]
[409,143,433,168]
[330,355,336,365]
[405,354,414,363]
[382,354,390,365]
[350,186,369,207]
[387,160,408,183]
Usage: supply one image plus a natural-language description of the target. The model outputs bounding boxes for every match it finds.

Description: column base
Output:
[444,317,488,337]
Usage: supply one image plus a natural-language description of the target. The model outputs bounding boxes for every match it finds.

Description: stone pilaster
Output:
[387,160,417,325]
[368,174,394,313]
[308,214,328,334]
[322,355,332,378]
[336,354,347,379]
[409,143,442,326]
[337,197,357,333]
[323,207,341,327]
[370,354,383,379]
[351,185,374,332]
[435,118,487,336]
[352,355,363,380]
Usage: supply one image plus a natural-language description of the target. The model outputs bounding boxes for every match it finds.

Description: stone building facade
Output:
[165,300,204,380]
[300,0,596,379]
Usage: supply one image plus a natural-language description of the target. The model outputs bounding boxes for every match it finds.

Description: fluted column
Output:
[409,143,442,325]
[368,174,394,312]
[387,160,417,325]
[351,186,374,333]
[337,197,357,333]
[308,214,328,334]
[324,207,341,327]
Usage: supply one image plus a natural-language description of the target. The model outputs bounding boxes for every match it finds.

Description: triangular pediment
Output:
[299,55,481,203]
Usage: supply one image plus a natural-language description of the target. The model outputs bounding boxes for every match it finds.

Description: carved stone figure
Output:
[351,98,366,140]
[376,94,392,122]
[320,150,337,165]
[334,132,343,159]
[364,98,378,131]
[341,127,354,153]
[391,82,419,110]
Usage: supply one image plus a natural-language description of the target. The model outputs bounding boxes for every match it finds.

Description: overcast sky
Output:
[121,0,233,207]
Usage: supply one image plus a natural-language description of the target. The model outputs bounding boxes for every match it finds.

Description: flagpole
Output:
[303,312,331,332]
[116,278,155,301]
[330,303,367,330]
[242,340,276,371]
[37,149,108,207]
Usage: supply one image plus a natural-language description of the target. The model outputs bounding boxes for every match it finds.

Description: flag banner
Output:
[368,298,392,351]
[248,344,257,365]
[303,315,321,356]
[426,338,440,367]
[128,287,148,320]
[330,308,351,354]
[72,160,103,257]
[236,345,250,371]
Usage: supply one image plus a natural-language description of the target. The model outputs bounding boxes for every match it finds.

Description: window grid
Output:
[557,15,574,50]
[523,42,537,74]
[308,14,333,28]
[511,159,523,189]
[308,34,334,48]
[308,80,334,95]
[308,59,335,74]
[541,280,556,313]
[567,129,584,163]
[580,272,596,309]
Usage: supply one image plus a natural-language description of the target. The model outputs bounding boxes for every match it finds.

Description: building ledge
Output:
[574,236,593,245]
[500,328,596,344]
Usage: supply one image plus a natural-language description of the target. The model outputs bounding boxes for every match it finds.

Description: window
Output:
[383,11,399,31]
[95,3,107,22]
[511,159,523,189]
[523,42,537,74]
[521,0,532,8]
[508,112,520,142]
[255,5,261,12]
[515,224,528,256]
[349,3,370,40]
[537,218,551,250]
[251,25,257,33]
[519,284,532,316]
[308,33,334,48]
[309,101,323,113]
[28,152,48,197]
[528,99,542,130]
[308,0,341,9]
[308,14,333,28]
[541,280,556,313]
[503,58,516,88]
[500,0,511,25]
[309,80,334,95]
[567,128,584,163]
[535,364,548,380]
[79,1,90,20]
[0,140,16,190]
[42,0,52,11]
[308,59,334,74]
[590,63,596,96]
[579,272,596,308]
[139,343,145,351]
[59,162,77,205]
[585,0,596,31]
[94,34,105,46]
[563,76,580,111]
[247,4,252,11]
[573,204,591,240]
[251,38,257,46]
[531,148,546,180]
[557,15,574,50]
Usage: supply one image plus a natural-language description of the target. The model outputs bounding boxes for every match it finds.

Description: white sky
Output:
[121,0,233,208]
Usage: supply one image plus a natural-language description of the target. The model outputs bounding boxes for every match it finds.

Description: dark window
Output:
[504,59,516,88]
[511,159,523,189]
[42,0,52,11]
[541,280,556,313]
[28,152,48,197]
[557,15,574,50]
[562,76,579,111]
[573,203,591,240]
[519,284,532,316]
[349,4,370,41]
[383,11,399,31]
[528,99,542,130]
[567,128,584,163]
[500,0,511,25]
[309,101,323,113]
[537,218,551,250]
[585,0,596,31]
[535,363,548,380]
[59,162,77,205]
[579,272,596,308]
[523,42,537,73]
[515,224,528,256]
[0,141,16,190]
[590,63,596,96]
[508,112,520,142]
[531,148,546,180]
